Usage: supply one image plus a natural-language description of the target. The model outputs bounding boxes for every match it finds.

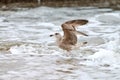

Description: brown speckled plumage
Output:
[50,19,88,52]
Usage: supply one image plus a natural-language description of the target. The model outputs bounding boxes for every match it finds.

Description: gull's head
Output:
[50,33,61,38]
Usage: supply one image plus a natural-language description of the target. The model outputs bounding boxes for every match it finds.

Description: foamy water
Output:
[0,7,120,80]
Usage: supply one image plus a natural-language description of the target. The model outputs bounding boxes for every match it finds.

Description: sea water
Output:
[0,7,120,80]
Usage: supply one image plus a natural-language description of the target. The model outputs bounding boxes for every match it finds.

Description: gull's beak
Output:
[50,34,54,37]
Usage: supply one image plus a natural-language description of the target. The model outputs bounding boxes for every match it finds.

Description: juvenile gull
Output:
[50,19,88,52]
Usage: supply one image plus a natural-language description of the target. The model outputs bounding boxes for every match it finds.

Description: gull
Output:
[50,19,88,52]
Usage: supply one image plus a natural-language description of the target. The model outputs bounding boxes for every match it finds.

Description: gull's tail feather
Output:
[72,42,87,50]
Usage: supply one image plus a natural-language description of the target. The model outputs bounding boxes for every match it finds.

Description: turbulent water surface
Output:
[0,7,120,80]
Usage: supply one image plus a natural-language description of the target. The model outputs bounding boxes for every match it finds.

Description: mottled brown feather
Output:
[61,19,88,46]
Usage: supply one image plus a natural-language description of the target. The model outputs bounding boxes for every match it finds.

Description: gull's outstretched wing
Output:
[61,19,88,31]
[61,19,88,45]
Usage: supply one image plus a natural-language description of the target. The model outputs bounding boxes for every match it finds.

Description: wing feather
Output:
[61,19,88,30]
[62,30,77,45]
[61,19,88,45]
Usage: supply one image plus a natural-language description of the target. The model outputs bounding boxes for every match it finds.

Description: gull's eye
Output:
[55,33,59,35]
